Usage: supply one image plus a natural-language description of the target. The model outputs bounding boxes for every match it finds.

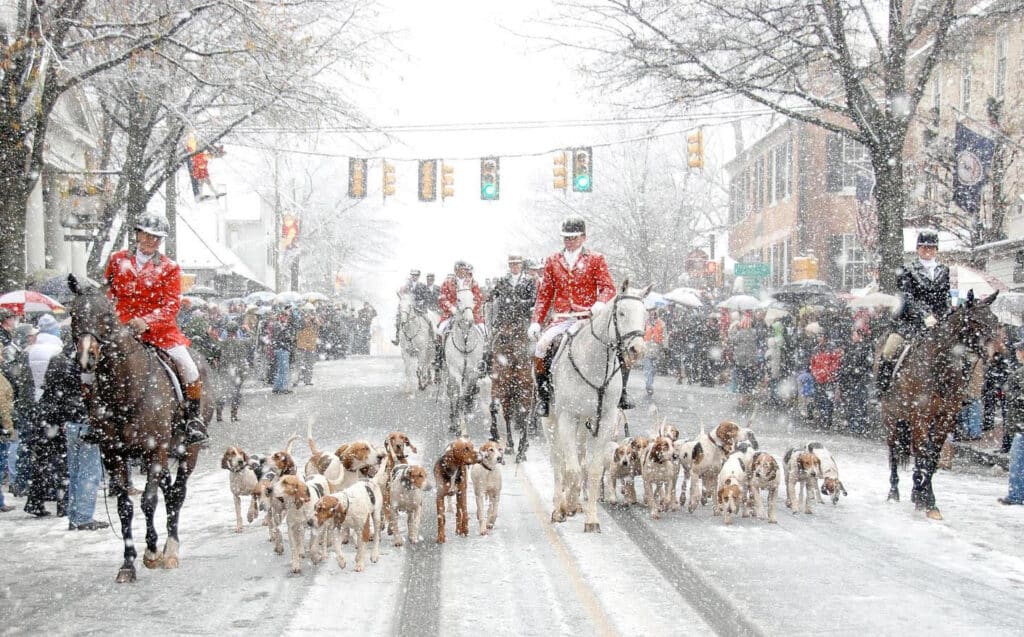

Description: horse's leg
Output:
[549,417,568,523]
[922,432,944,520]
[141,455,164,569]
[163,449,197,568]
[583,444,604,533]
[887,443,901,502]
[489,399,501,443]
[108,457,138,583]
[514,391,529,463]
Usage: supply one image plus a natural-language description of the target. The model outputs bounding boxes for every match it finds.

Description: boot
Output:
[877,358,896,393]
[182,381,210,447]
[534,356,551,417]
[392,317,400,346]
[215,405,223,422]
[618,360,635,410]
[479,349,493,375]
[230,405,239,422]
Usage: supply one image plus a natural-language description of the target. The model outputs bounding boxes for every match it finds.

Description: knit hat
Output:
[37,314,61,336]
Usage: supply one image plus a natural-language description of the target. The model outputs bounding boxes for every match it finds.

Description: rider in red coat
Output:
[101,213,208,446]
[528,217,630,416]
[438,261,484,327]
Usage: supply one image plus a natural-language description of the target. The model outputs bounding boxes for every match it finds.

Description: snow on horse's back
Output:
[545,280,651,532]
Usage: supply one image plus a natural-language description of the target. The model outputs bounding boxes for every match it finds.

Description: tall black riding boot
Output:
[618,360,635,410]
[182,381,210,447]
[877,358,895,393]
[392,316,400,346]
[534,356,551,417]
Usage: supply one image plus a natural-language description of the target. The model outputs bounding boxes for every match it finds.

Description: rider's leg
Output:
[877,333,904,392]
[166,345,209,446]
[533,355,551,418]
[392,311,400,346]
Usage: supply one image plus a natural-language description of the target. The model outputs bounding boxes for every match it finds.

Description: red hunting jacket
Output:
[438,276,484,324]
[532,249,616,326]
[105,250,191,349]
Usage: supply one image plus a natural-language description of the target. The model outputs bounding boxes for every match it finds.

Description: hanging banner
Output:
[953,122,996,214]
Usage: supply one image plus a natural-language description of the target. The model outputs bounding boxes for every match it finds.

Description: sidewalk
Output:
[952,424,1010,471]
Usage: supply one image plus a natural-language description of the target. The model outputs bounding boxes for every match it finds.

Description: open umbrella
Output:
[770,280,836,305]
[303,291,330,302]
[991,291,1024,326]
[644,292,669,309]
[664,287,703,307]
[949,265,1008,297]
[186,285,219,299]
[717,294,763,311]
[274,291,303,306]
[181,296,209,308]
[245,290,277,305]
[0,290,65,314]
[848,292,901,311]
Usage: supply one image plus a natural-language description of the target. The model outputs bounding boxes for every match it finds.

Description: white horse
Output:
[546,281,650,532]
[397,294,435,396]
[443,289,486,434]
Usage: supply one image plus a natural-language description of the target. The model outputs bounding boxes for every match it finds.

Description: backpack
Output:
[731,327,759,367]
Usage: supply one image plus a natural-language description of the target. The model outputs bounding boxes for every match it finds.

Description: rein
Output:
[563,294,645,437]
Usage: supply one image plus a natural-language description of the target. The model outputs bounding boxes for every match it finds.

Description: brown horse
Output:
[882,290,999,520]
[489,320,534,463]
[67,275,210,582]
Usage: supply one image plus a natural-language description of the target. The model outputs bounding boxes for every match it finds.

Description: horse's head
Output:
[951,289,1000,356]
[596,278,652,367]
[67,274,120,372]
[398,293,413,320]
[455,288,476,325]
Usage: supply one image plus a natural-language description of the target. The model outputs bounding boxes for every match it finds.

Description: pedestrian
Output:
[356,302,377,355]
[272,310,296,394]
[998,338,1024,505]
[295,304,320,386]
[0,370,15,512]
[642,308,665,397]
[841,318,874,435]
[3,322,37,498]
[23,314,66,517]
[729,312,760,410]
[809,334,843,429]
[216,321,250,422]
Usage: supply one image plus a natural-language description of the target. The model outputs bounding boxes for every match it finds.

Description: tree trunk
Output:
[165,153,178,259]
[0,180,30,289]
[872,156,906,293]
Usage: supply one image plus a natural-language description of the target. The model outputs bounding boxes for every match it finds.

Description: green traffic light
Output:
[574,174,591,191]
[482,183,497,199]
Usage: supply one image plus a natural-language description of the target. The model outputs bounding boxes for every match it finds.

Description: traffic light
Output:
[418,159,437,202]
[348,158,367,199]
[382,161,396,199]
[441,162,454,200]
[687,129,704,169]
[553,151,568,191]
[480,157,499,200]
[572,147,592,192]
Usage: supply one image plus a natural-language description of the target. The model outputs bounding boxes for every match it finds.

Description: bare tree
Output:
[548,0,1022,290]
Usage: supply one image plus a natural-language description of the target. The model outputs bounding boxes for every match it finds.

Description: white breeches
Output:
[534,319,577,358]
[438,319,486,340]
[166,345,200,384]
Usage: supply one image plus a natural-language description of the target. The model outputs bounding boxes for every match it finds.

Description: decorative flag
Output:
[953,122,996,214]
[282,214,299,249]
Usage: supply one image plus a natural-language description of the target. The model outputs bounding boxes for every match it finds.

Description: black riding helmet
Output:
[560,217,586,237]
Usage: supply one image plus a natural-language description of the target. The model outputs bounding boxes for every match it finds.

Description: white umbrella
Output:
[717,294,763,311]
[991,291,1024,326]
[245,291,276,305]
[0,290,65,314]
[644,291,669,309]
[949,265,1008,297]
[763,307,789,324]
[848,292,901,310]
[274,291,303,305]
[664,287,703,307]
[303,291,330,302]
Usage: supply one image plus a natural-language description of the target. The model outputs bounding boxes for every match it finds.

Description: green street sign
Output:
[734,262,771,278]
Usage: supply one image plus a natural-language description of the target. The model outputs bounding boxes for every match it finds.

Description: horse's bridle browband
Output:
[563,293,646,437]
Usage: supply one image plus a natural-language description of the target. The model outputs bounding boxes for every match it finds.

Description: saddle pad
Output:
[148,346,184,403]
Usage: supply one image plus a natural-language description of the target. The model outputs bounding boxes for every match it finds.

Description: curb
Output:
[951,442,1009,470]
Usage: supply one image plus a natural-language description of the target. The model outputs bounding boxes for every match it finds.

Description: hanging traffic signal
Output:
[418,159,437,202]
[553,151,568,191]
[348,158,367,199]
[441,162,454,200]
[572,147,592,192]
[480,157,500,200]
[382,161,396,199]
[687,129,704,169]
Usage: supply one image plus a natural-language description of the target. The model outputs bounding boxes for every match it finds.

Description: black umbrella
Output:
[770,279,837,305]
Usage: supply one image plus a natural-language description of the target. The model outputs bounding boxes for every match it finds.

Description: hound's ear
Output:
[620,278,630,294]
[221,453,231,470]
[642,284,653,298]
[982,290,999,305]
[840,481,848,496]
[68,273,81,295]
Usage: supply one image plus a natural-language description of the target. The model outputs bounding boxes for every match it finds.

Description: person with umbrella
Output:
[877,230,950,392]
[97,213,208,446]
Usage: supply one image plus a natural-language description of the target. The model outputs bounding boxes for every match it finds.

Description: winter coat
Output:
[439,277,484,324]
[104,250,191,349]
[730,326,759,369]
[27,333,63,402]
[532,249,616,326]
[296,318,320,352]
[1004,365,1024,436]
[39,353,87,426]
[490,273,537,328]
[895,260,951,333]
[271,319,296,351]
[0,370,13,438]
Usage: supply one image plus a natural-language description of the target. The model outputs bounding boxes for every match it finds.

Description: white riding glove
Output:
[924,314,938,328]
[590,301,607,315]
[527,322,541,340]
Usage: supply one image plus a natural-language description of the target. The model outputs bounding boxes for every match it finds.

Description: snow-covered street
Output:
[3,356,1024,636]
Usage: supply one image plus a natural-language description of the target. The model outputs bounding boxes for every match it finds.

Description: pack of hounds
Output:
[605,421,848,525]
[220,428,505,574]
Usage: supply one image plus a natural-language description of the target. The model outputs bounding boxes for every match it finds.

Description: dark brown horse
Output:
[67,275,209,582]
[489,320,534,463]
[882,290,999,520]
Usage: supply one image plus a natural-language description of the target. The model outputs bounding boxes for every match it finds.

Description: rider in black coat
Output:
[489,255,537,328]
[878,230,951,391]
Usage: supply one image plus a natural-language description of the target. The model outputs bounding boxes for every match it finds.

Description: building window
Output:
[826,134,869,191]
[995,34,1008,99]
[836,234,870,289]
[767,150,776,205]
[729,171,748,223]
[960,59,972,112]
[931,67,942,113]
[769,239,791,287]
[774,140,792,201]
[754,156,765,211]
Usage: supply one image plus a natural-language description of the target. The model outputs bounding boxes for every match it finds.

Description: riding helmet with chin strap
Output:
[135,213,170,238]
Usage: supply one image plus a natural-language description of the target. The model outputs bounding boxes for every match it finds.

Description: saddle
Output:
[145,344,185,403]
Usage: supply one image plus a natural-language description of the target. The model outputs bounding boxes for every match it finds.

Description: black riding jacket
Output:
[489,273,536,328]
[895,260,951,333]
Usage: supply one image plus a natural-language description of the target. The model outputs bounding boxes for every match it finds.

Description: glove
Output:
[591,301,607,314]
[527,322,541,340]
[924,314,938,328]
[128,317,149,334]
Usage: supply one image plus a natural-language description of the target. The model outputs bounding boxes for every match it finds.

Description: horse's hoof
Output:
[926,509,943,521]
[887,491,899,502]
[115,567,137,583]
[583,522,601,533]
[164,555,179,569]
[143,553,163,569]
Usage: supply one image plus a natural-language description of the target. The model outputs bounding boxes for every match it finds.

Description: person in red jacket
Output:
[101,213,208,446]
[437,261,485,334]
[528,217,630,416]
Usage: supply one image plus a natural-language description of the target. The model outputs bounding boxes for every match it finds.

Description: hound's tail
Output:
[283,433,299,456]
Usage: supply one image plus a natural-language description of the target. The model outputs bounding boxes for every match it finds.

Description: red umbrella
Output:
[0,290,65,314]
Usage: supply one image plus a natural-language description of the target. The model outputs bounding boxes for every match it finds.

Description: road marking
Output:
[518,471,618,637]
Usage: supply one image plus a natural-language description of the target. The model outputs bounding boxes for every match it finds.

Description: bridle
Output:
[398,306,428,342]
[564,293,646,437]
